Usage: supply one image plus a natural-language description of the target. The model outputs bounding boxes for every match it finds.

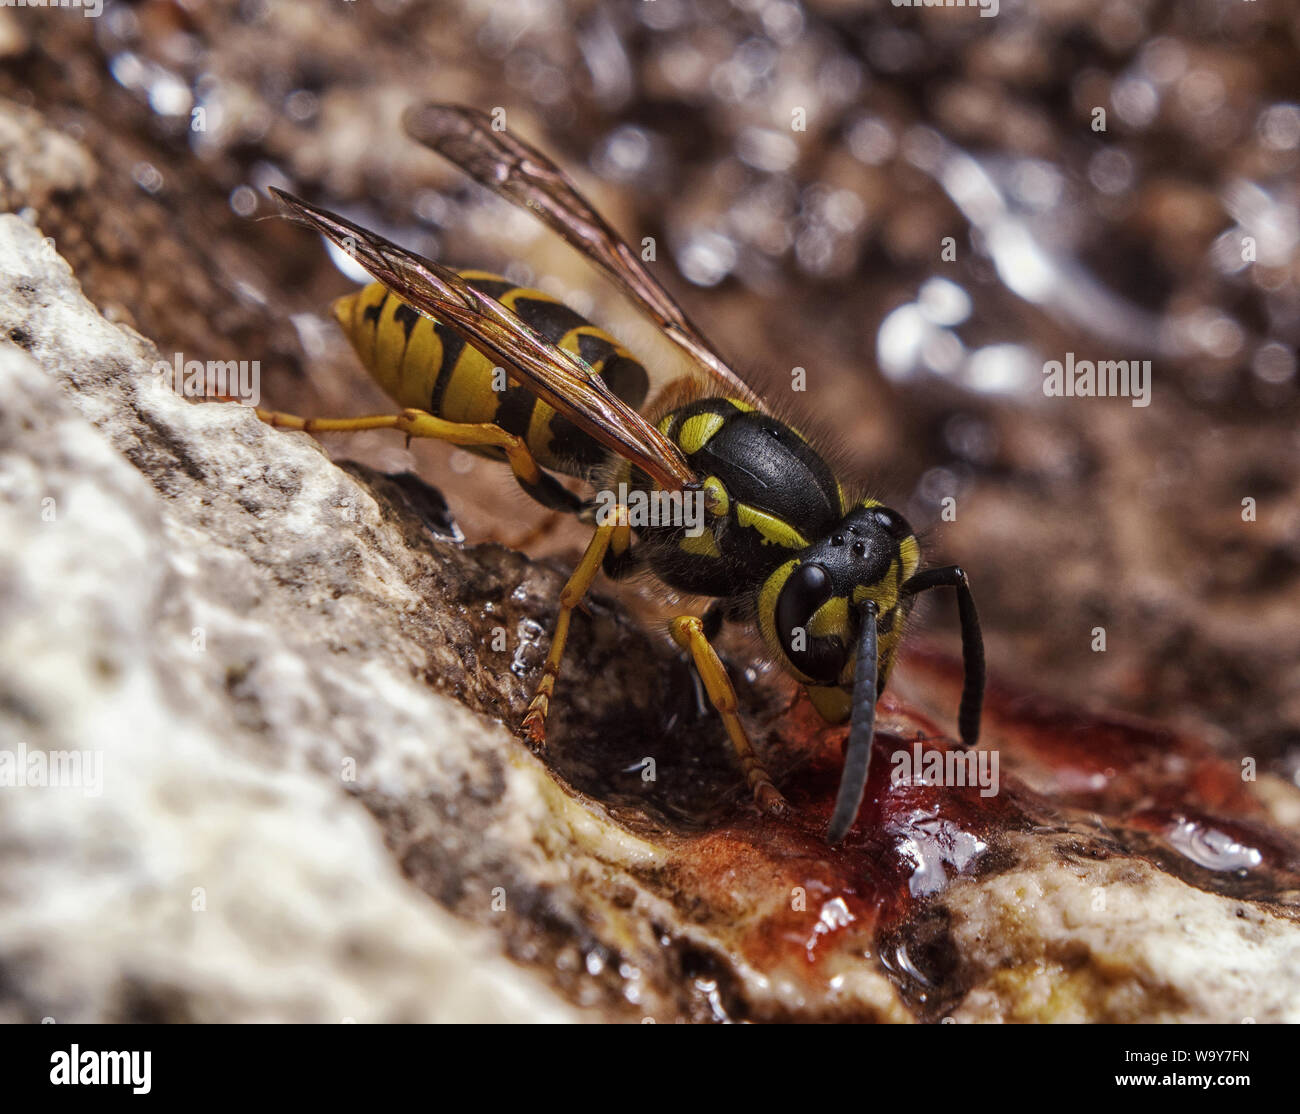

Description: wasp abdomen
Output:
[333,274,649,477]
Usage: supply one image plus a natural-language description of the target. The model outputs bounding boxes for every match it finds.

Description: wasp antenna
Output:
[827,599,879,844]
[902,566,985,749]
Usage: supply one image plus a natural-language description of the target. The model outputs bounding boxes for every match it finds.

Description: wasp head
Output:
[758,502,919,709]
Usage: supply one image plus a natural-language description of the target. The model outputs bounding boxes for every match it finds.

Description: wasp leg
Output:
[521,504,631,748]
[901,565,985,748]
[255,406,553,504]
[669,615,787,817]
[600,515,639,580]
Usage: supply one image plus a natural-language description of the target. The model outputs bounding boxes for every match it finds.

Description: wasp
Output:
[258,104,985,843]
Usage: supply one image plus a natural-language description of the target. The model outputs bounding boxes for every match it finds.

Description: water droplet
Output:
[1167,816,1263,873]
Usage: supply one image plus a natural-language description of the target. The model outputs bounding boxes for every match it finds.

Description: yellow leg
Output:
[256,406,543,489]
[609,519,633,560]
[521,505,627,747]
[670,615,787,816]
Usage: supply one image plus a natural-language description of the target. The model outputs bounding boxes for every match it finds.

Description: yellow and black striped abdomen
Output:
[332,273,650,475]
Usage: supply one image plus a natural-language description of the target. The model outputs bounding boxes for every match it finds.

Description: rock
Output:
[0,216,582,1022]
[4,211,1300,1024]
[6,24,1300,1025]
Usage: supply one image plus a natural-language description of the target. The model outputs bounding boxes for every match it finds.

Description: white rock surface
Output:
[3,201,1299,1025]
[0,214,581,1022]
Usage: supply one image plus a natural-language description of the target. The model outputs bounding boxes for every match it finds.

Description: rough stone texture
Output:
[3,0,1300,1021]
[3,212,1300,1023]
[0,219,584,1023]
[948,843,1299,1024]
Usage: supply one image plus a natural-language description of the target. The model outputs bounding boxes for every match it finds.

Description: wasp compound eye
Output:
[872,506,912,539]
[775,563,847,683]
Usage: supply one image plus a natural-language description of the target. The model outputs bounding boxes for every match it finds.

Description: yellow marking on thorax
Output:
[736,503,808,548]
[702,475,729,517]
[677,411,726,454]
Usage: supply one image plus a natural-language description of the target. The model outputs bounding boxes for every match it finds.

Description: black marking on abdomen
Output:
[430,326,468,415]
[577,335,649,408]
[393,301,421,339]
[461,275,517,301]
[509,295,590,344]
[494,382,539,438]
[363,291,388,326]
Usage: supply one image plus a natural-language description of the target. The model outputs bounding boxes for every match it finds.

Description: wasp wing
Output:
[403,102,762,407]
[270,188,696,492]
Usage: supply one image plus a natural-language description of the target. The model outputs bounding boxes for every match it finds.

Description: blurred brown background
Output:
[4,0,1299,783]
